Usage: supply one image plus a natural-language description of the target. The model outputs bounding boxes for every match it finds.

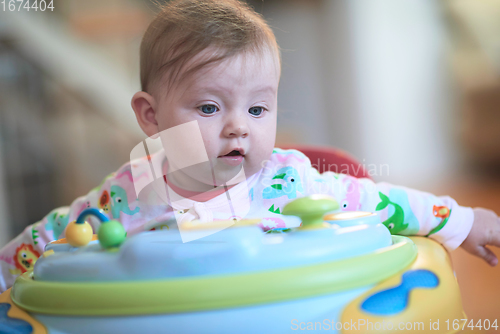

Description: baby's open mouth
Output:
[219,149,245,166]
[224,150,243,156]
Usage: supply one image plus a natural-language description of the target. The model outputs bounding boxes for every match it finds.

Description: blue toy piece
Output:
[361,269,439,315]
[0,303,33,333]
[75,208,109,225]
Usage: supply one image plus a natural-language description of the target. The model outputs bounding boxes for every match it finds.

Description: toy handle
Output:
[68,208,126,249]
[282,195,339,230]
[76,208,109,225]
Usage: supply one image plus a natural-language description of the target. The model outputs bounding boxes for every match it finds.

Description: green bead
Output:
[98,220,127,249]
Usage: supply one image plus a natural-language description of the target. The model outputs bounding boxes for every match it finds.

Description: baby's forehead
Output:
[183,51,279,87]
[153,48,280,100]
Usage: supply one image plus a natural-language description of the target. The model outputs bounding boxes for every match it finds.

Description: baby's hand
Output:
[460,208,500,266]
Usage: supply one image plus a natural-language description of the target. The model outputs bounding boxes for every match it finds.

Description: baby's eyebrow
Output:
[186,84,230,96]
[252,86,276,94]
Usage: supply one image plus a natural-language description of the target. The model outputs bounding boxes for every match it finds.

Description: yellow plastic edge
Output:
[340,236,466,333]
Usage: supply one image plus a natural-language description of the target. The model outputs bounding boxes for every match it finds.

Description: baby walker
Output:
[0,193,465,334]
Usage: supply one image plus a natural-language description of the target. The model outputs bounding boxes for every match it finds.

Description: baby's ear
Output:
[131,91,159,138]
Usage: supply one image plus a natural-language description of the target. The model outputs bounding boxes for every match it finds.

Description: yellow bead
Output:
[65,220,93,247]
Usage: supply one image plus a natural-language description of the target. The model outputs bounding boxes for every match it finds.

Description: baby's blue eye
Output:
[199,104,218,114]
[249,106,264,116]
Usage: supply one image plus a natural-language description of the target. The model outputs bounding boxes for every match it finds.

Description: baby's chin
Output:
[170,163,245,190]
[205,163,248,187]
[214,156,265,184]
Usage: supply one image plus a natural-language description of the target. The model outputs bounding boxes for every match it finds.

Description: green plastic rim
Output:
[11,236,416,316]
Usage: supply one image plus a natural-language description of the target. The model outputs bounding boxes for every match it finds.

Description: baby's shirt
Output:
[0,148,474,292]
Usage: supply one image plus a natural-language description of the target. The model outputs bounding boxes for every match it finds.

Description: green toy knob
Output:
[282,195,339,230]
[98,220,127,249]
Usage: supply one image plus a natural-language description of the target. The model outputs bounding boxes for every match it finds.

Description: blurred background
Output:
[1,0,500,325]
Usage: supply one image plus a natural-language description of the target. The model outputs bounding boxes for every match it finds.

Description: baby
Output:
[1,0,500,293]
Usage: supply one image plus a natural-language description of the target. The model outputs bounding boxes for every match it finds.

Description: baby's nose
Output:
[227,126,248,138]
[223,115,249,138]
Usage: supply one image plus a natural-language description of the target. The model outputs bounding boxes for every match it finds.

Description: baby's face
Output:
[155,50,280,192]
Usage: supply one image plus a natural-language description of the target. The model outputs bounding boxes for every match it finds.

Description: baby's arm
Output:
[0,172,115,293]
[307,166,500,265]
[0,150,180,293]
[354,181,500,266]
[0,207,70,292]
[278,149,500,265]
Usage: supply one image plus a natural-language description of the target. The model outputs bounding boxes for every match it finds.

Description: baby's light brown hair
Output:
[140,0,281,96]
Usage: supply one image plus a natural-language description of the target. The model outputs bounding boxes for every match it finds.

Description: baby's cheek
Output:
[200,138,215,156]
